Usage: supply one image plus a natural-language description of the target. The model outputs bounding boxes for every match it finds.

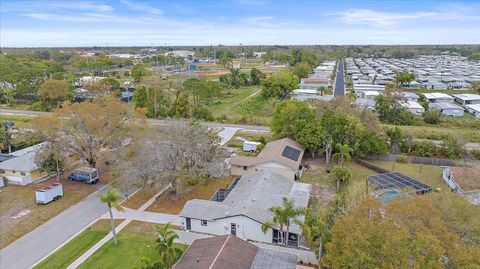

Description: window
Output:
[243,166,248,171]
[12,170,16,174]
[0,169,5,174]
[201,220,207,226]
[21,172,26,176]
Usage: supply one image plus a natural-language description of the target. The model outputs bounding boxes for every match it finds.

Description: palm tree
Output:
[332,143,353,167]
[261,197,305,246]
[99,187,124,246]
[155,223,183,267]
[332,165,352,192]
[317,86,327,96]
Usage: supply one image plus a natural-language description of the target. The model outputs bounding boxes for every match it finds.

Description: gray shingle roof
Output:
[180,172,310,233]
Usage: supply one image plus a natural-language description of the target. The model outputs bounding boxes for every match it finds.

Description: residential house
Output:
[179,172,311,246]
[400,101,425,116]
[292,89,333,101]
[423,93,454,104]
[429,102,464,117]
[452,94,480,106]
[466,104,480,118]
[172,235,297,269]
[442,167,480,205]
[0,143,49,185]
[230,138,304,180]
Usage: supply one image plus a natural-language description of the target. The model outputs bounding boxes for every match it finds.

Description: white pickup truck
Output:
[35,183,63,204]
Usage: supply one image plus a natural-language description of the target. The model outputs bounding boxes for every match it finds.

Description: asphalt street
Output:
[334,59,345,97]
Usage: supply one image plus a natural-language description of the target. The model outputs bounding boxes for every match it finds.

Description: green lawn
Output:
[33,220,112,269]
[77,224,187,269]
[0,115,34,128]
[207,86,259,116]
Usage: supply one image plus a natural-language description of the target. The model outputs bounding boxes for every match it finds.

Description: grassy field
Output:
[146,176,234,214]
[383,124,480,143]
[77,221,187,269]
[122,188,158,210]
[0,115,34,128]
[366,160,444,189]
[33,220,116,269]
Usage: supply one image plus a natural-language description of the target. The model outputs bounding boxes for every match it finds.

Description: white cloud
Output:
[242,16,277,28]
[120,0,163,15]
[334,5,479,27]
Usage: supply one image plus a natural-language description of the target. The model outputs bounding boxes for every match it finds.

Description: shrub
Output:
[423,109,442,124]
[414,141,438,157]
[472,150,480,160]
[397,154,409,163]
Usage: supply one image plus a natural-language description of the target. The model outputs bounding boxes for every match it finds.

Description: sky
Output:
[1,0,480,47]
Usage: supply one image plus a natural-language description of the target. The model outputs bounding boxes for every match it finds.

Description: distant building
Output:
[164,50,195,58]
[353,84,385,97]
[400,101,425,116]
[423,93,454,104]
[396,92,419,102]
[465,104,480,118]
[179,172,311,246]
[172,235,297,269]
[452,94,480,106]
[429,102,464,117]
[292,89,333,101]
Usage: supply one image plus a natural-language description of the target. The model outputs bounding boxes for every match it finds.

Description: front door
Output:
[230,223,236,236]
[186,218,191,230]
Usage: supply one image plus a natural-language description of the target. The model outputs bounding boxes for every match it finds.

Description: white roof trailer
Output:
[35,183,63,204]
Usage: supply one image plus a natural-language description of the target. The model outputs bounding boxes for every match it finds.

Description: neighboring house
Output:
[179,172,311,246]
[452,94,480,106]
[400,101,425,116]
[230,138,304,180]
[423,92,454,104]
[429,102,464,117]
[396,92,419,102]
[353,84,385,97]
[442,166,480,205]
[466,104,480,119]
[172,235,297,269]
[292,89,333,101]
[355,98,376,110]
[0,143,49,185]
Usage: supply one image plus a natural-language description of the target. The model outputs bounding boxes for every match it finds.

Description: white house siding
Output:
[185,215,273,244]
[5,174,33,185]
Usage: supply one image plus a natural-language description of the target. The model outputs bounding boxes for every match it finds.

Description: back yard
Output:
[146,176,235,214]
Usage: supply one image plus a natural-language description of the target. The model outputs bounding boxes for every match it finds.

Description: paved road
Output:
[0,109,270,132]
[218,127,241,145]
[334,59,345,97]
[0,185,112,269]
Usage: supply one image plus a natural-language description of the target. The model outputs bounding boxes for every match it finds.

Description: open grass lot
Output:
[146,176,234,215]
[32,220,116,269]
[0,178,105,249]
[77,221,187,269]
[208,86,259,116]
[0,115,34,128]
[384,124,480,143]
[366,160,444,189]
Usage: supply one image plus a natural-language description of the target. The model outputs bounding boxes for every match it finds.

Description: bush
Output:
[414,141,438,157]
[472,150,480,160]
[397,154,409,163]
[193,107,213,121]
[438,138,464,160]
[30,101,49,111]
[423,109,441,124]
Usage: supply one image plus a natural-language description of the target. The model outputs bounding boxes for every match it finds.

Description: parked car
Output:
[68,167,99,184]
[35,183,63,204]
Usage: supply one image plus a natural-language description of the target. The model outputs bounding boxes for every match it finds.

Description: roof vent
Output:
[225,211,230,216]
[252,198,256,202]
[263,176,268,180]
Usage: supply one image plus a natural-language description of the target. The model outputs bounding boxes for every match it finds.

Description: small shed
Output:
[243,141,261,152]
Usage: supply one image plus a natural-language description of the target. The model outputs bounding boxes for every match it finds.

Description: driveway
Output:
[218,127,241,145]
[0,185,128,269]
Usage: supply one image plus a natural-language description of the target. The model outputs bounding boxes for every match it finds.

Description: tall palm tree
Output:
[155,223,183,267]
[332,143,353,167]
[262,197,306,246]
[317,86,327,96]
[99,187,124,246]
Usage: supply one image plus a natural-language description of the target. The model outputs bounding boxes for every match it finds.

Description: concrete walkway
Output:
[99,207,182,225]
[66,184,171,269]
